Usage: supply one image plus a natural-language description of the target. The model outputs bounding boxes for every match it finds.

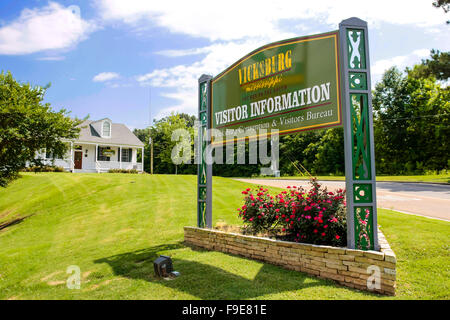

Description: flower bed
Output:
[238,179,347,246]
[184,226,396,295]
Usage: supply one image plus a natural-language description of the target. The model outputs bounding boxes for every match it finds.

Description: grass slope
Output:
[0,173,448,300]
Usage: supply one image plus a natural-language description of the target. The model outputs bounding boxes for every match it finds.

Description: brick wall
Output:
[184,226,396,295]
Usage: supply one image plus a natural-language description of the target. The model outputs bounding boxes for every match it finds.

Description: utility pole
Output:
[149,87,153,175]
[150,136,153,175]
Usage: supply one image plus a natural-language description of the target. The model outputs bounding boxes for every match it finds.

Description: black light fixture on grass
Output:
[153,255,180,278]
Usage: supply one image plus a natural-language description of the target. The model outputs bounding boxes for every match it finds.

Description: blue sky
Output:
[0,0,449,130]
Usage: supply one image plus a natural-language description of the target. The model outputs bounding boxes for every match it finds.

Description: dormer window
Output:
[102,121,111,138]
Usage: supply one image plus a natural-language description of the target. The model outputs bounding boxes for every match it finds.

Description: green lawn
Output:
[250,174,450,184]
[0,172,448,300]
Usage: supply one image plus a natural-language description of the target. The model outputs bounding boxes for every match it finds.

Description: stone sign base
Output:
[184,226,396,295]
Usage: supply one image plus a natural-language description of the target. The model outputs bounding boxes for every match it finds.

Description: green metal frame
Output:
[340,18,379,250]
[197,75,212,228]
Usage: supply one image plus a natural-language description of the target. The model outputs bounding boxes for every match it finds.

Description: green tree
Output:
[212,141,262,177]
[0,71,82,186]
[433,0,450,23]
[373,66,449,174]
[403,72,450,171]
[134,113,195,174]
[157,112,196,128]
[408,49,450,81]
[279,131,323,175]
[279,128,344,176]
[312,128,345,175]
[372,67,410,173]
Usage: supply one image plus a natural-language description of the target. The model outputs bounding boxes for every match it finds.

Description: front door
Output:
[74,151,82,169]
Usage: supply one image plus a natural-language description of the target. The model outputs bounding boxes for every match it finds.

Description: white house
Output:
[38,118,145,173]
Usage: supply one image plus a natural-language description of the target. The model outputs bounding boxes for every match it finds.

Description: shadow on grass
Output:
[94,242,370,299]
[0,214,34,231]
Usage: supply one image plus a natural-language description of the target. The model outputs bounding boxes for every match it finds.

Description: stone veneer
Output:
[184,226,396,295]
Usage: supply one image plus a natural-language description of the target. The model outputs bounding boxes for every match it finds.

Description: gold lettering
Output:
[285,50,292,68]
[239,49,293,85]
[252,63,259,81]
[259,61,265,78]
[265,58,271,76]
[278,53,285,71]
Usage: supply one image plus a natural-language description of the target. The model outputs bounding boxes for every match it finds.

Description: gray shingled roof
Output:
[75,119,144,147]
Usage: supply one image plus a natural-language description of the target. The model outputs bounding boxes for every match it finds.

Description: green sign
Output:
[199,18,379,251]
[211,31,342,144]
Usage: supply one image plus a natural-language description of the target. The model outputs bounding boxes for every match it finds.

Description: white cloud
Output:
[95,0,449,41]
[93,72,120,82]
[156,47,211,57]
[109,82,132,88]
[138,41,269,88]
[36,56,65,61]
[155,90,198,119]
[0,2,96,55]
[95,0,292,41]
[371,49,430,84]
[137,39,272,118]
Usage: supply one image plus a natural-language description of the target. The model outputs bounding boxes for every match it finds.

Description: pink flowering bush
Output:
[238,186,278,234]
[237,179,347,247]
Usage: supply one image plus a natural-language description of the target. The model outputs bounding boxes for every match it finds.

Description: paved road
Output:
[234,179,450,221]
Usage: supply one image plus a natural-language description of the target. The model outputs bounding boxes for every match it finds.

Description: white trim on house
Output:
[62,139,144,148]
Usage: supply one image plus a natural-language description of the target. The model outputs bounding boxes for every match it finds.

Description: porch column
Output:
[70,141,73,172]
[119,146,122,169]
[141,147,144,172]
[95,144,99,173]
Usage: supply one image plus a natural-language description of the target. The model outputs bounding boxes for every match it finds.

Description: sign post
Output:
[197,17,379,251]
[339,18,378,250]
[198,74,212,228]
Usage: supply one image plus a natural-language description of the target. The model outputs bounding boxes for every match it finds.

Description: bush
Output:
[238,179,347,247]
[22,165,65,172]
[108,169,138,174]
[239,186,278,234]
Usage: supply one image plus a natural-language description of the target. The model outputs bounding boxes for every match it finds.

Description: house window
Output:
[98,146,112,161]
[121,148,132,162]
[45,150,53,159]
[102,121,111,137]
[45,149,61,160]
